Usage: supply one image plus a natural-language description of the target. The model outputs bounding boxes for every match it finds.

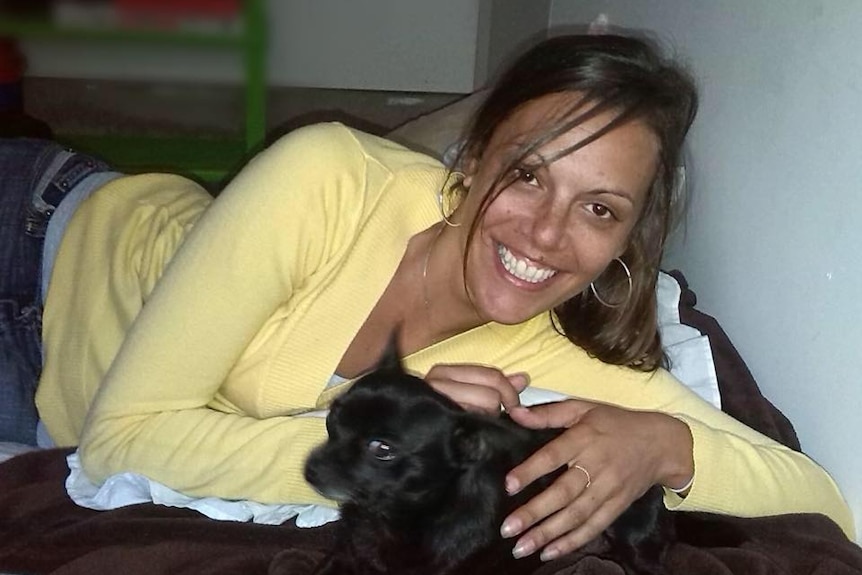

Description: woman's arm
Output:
[500,357,855,558]
[79,124,369,504]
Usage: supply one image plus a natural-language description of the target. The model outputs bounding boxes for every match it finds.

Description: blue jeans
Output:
[0,139,112,445]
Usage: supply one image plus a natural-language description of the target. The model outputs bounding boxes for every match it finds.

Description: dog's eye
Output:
[367,439,396,461]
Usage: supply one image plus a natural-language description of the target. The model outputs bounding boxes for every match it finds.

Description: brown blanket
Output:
[1,272,860,574]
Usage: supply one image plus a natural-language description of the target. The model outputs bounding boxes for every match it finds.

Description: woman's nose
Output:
[529,197,570,249]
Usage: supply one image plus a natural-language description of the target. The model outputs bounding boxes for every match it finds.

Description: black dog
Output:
[304,344,672,575]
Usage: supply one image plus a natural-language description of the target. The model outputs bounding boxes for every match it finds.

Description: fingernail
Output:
[512,538,535,559]
[500,517,522,538]
[512,372,530,386]
[505,476,520,494]
[540,547,560,562]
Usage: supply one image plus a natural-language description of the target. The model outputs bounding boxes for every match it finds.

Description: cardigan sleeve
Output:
[657,378,855,539]
[529,343,855,539]
[78,124,370,505]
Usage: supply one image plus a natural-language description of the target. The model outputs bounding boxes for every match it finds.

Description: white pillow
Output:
[656,272,721,409]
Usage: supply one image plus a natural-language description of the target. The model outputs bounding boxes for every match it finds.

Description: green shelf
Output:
[1,0,267,184]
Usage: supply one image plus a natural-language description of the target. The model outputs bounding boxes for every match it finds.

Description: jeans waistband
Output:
[25,146,113,238]
[41,170,123,304]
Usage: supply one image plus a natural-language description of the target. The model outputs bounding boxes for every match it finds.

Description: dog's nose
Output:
[304,463,320,486]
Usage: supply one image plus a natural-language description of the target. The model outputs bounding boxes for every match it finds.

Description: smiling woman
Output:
[0,30,854,574]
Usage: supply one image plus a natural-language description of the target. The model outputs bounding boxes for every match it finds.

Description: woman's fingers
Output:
[505,463,631,561]
[508,398,596,429]
[425,363,529,412]
[530,500,622,562]
[505,401,595,494]
[502,453,594,535]
[425,380,495,415]
[425,379,504,415]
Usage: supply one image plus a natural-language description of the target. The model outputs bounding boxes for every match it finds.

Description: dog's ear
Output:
[450,417,508,466]
[375,329,406,375]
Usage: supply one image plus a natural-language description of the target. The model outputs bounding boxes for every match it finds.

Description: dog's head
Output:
[304,341,535,525]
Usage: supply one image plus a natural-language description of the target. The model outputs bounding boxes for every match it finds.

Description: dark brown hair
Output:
[451,33,698,371]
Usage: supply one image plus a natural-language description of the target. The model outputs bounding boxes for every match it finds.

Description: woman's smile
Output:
[494,242,559,287]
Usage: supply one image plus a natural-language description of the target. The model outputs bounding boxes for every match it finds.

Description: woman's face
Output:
[456,93,660,325]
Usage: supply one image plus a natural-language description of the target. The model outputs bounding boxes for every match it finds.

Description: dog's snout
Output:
[304,447,330,488]
[304,462,320,486]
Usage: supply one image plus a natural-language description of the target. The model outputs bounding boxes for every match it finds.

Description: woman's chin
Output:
[473,297,545,326]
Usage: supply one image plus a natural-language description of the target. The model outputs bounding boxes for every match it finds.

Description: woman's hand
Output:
[425,364,529,415]
[501,399,694,561]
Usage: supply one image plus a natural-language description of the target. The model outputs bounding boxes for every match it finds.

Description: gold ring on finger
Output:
[573,463,591,489]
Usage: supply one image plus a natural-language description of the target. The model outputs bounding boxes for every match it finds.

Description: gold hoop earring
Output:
[589,258,632,308]
[441,206,461,228]
[439,171,466,228]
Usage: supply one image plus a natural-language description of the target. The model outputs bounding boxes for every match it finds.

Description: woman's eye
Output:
[589,203,613,219]
[367,439,396,461]
[514,168,538,185]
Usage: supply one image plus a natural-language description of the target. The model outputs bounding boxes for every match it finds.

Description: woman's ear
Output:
[462,157,479,189]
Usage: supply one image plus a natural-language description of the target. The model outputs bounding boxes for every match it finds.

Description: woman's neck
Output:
[334,223,484,380]
[414,222,487,346]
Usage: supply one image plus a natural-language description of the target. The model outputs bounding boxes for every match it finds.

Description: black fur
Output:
[304,343,672,574]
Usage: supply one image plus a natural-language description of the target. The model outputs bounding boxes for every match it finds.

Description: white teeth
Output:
[497,244,557,284]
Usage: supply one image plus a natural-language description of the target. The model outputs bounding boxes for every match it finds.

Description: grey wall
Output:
[479,0,553,85]
[550,0,862,540]
[270,0,483,92]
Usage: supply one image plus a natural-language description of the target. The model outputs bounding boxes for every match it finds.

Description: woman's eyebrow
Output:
[503,145,544,165]
[582,188,636,206]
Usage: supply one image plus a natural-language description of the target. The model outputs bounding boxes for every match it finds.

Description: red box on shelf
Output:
[111,0,242,32]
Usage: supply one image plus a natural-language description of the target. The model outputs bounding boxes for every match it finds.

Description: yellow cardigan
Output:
[36,123,854,538]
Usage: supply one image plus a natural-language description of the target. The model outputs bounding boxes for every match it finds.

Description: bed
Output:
[1,96,861,575]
